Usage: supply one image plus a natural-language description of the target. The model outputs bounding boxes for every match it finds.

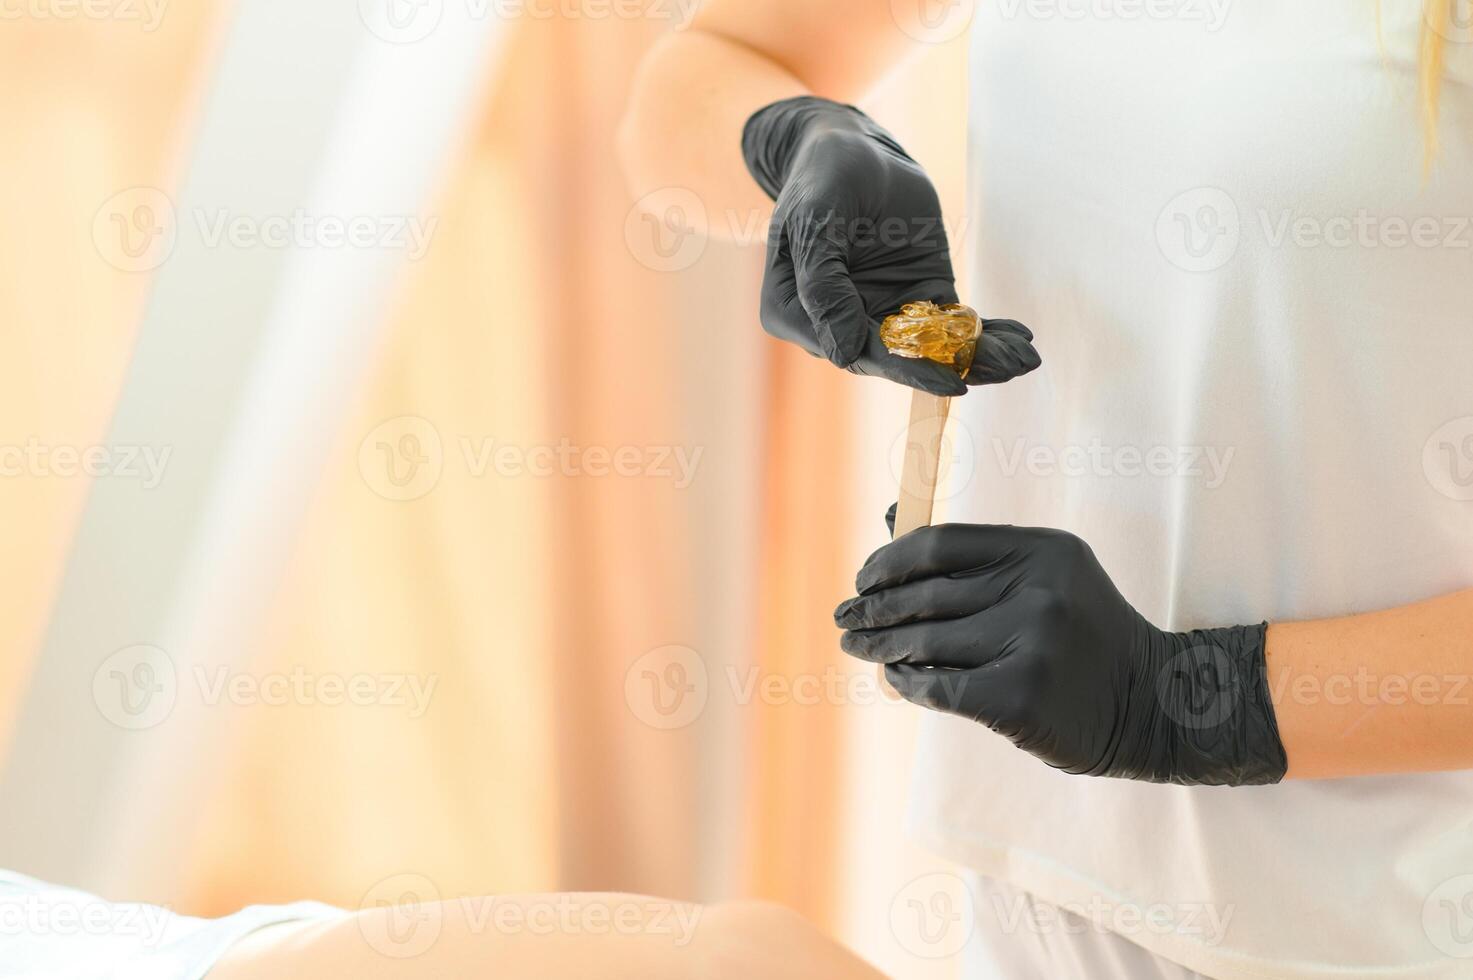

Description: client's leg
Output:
[209,893,885,980]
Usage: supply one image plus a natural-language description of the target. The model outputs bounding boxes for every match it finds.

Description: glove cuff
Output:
[1157,622,1289,786]
[741,96,893,199]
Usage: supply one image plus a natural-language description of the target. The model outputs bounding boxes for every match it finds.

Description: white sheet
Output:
[0,870,343,980]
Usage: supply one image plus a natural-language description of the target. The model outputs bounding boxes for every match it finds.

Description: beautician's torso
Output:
[924,2,1473,977]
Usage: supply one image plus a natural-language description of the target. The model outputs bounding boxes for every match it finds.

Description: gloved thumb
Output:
[885,502,897,539]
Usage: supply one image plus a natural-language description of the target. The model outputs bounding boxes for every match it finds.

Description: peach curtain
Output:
[169,12,859,922]
[1,3,967,948]
[0,1,225,741]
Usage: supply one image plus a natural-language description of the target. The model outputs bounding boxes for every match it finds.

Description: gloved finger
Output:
[856,523,1030,594]
[759,264,966,393]
[865,275,960,318]
[884,502,897,538]
[842,618,978,666]
[790,222,870,368]
[848,330,966,396]
[834,571,1010,629]
[929,279,961,307]
[965,318,1043,386]
[757,232,827,358]
[982,317,1033,342]
[890,654,1039,736]
[842,612,1007,667]
[883,664,985,717]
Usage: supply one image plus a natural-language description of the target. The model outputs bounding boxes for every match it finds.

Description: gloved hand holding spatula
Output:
[741,96,1040,394]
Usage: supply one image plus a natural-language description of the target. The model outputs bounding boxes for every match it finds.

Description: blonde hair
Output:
[1420,0,1453,168]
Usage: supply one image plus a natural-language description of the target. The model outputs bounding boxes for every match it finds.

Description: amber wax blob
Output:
[879,301,981,377]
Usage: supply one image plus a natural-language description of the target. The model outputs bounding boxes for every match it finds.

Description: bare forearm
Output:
[1269,588,1473,779]
[619,0,939,239]
[618,30,802,235]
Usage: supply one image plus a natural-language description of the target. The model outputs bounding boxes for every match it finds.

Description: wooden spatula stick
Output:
[879,388,954,698]
[893,390,953,537]
[874,301,981,700]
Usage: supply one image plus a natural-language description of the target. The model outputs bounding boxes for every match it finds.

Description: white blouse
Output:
[916,2,1473,977]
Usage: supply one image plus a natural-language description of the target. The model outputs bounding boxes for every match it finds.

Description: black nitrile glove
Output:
[835,511,1288,786]
[742,96,1041,396]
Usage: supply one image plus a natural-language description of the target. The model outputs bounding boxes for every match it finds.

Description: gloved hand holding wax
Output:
[741,96,1040,394]
[835,508,1289,787]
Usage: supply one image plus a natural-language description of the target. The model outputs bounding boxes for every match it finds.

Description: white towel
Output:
[0,870,344,980]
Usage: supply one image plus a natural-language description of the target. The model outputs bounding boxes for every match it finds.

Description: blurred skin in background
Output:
[210,896,887,979]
